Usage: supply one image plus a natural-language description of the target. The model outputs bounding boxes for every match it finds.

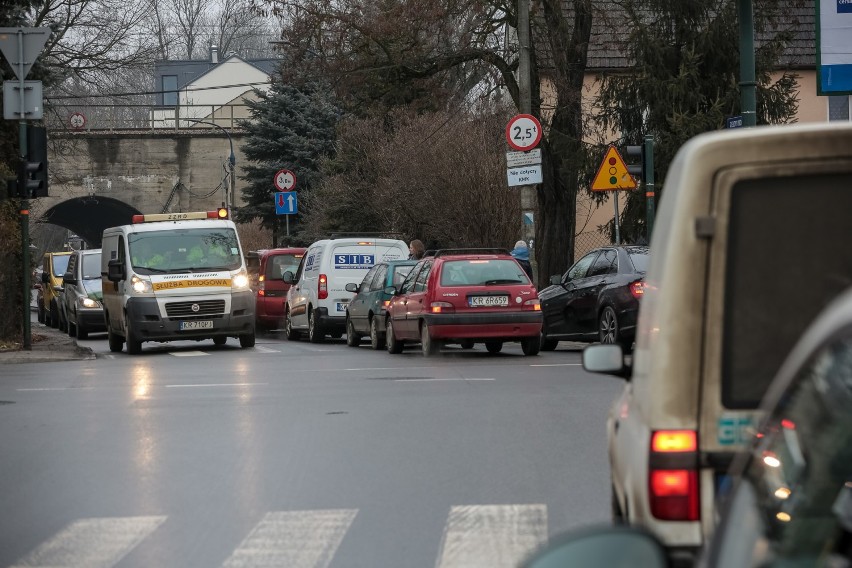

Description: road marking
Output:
[529,363,582,367]
[16,387,94,392]
[253,346,280,353]
[165,383,269,388]
[393,378,495,382]
[344,366,435,371]
[222,509,357,568]
[435,504,547,568]
[169,351,209,357]
[11,515,166,568]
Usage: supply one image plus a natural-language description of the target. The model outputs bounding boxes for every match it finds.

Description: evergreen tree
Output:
[594,0,802,242]
[235,82,340,246]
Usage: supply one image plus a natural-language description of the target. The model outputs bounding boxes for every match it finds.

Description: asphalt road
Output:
[0,331,624,568]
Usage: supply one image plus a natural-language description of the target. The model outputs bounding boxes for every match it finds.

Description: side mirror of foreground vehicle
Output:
[107,259,125,283]
[345,283,359,293]
[582,344,631,379]
[282,271,295,284]
[521,525,669,568]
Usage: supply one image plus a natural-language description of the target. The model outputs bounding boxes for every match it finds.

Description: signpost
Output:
[505,115,542,256]
[272,170,297,238]
[0,26,50,351]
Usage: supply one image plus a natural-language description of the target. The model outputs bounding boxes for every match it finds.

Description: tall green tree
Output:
[235,82,340,246]
[594,0,802,242]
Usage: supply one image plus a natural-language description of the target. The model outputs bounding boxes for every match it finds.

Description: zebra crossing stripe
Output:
[11,515,167,568]
[222,509,358,568]
[434,504,548,568]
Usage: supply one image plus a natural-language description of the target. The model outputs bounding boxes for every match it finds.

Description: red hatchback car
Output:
[384,249,543,356]
[253,247,306,331]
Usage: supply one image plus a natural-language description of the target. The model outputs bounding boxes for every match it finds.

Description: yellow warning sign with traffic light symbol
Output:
[591,146,638,191]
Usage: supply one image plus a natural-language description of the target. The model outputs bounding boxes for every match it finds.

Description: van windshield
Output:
[51,255,70,277]
[128,229,241,274]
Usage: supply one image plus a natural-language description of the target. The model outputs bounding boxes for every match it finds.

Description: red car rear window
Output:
[439,259,530,286]
[266,254,302,279]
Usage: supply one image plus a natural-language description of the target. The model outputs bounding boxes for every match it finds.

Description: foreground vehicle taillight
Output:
[318,274,328,300]
[630,280,646,299]
[523,299,540,310]
[649,430,700,521]
[430,301,454,313]
[258,275,266,296]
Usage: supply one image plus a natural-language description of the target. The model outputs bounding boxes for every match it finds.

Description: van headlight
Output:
[131,275,153,294]
[232,270,250,291]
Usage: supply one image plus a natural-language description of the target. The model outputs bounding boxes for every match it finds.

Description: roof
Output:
[153,55,282,105]
[548,0,815,71]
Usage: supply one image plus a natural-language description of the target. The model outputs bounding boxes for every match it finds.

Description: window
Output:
[413,261,432,292]
[370,265,388,291]
[359,265,379,292]
[52,255,71,277]
[587,249,618,277]
[439,259,528,286]
[82,253,102,280]
[162,75,178,107]
[626,247,650,272]
[567,252,599,281]
[266,254,302,280]
[828,96,850,122]
[400,263,421,294]
[391,265,414,288]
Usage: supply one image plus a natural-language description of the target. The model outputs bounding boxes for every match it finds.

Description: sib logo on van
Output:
[305,254,315,271]
[335,254,375,269]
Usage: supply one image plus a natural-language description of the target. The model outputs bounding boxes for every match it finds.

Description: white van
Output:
[582,122,852,563]
[283,236,408,342]
[101,210,255,354]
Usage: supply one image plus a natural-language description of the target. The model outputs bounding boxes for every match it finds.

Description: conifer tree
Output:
[236,82,340,246]
[594,0,802,242]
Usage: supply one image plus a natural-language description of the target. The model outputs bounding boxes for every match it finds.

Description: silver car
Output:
[61,249,105,339]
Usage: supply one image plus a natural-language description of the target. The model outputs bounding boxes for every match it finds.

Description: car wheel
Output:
[213,336,227,347]
[485,340,503,354]
[58,309,66,332]
[540,330,558,351]
[521,335,541,356]
[386,318,403,354]
[421,323,440,357]
[308,309,324,343]
[369,316,385,350]
[75,317,88,340]
[67,313,76,337]
[239,333,255,348]
[125,318,142,355]
[460,339,475,349]
[346,316,360,347]
[37,302,45,324]
[107,317,123,353]
[599,306,619,345]
[285,308,300,341]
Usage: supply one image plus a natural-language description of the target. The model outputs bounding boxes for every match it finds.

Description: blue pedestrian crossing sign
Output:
[275,191,298,215]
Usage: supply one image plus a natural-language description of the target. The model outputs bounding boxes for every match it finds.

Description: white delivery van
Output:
[101,210,255,354]
[582,122,852,564]
[283,236,408,342]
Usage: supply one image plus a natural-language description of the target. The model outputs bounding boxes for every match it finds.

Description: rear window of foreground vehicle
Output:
[268,255,302,279]
[439,260,530,287]
[393,265,414,287]
[626,248,649,272]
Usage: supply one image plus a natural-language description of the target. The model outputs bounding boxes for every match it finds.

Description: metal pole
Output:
[738,0,756,127]
[18,30,31,350]
[517,0,536,262]
[644,134,655,241]
[286,215,290,240]
[613,191,621,245]
[183,118,235,212]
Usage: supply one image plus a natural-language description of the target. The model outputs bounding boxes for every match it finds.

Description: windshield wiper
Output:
[134,266,168,273]
[484,279,523,285]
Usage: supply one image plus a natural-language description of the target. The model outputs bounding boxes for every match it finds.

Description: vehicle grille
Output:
[165,300,226,318]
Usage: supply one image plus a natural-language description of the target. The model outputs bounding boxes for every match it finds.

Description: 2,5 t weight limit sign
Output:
[273,169,296,191]
[505,114,542,151]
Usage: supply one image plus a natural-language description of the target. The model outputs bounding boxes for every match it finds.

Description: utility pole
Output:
[738,0,756,127]
[517,0,535,247]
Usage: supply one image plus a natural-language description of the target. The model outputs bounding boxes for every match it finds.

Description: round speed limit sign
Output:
[273,169,296,191]
[69,112,86,130]
[505,114,542,151]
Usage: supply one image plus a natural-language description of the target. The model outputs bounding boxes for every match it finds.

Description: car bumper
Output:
[423,311,542,339]
[315,307,346,332]
[126,292,255,341]
[255,296,286,326]
[77,309,106,331]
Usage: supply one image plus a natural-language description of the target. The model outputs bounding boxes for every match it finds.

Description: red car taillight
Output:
[523,298,540,310]
[630,280,646,299]
[257,275,266,296]
[318,274,328,300]
[649,430,700,521]
[430,301,454,314]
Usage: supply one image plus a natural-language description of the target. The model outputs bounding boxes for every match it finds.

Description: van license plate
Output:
[336,302,349,312]
[469,296,509,307]
[180,320,213,330]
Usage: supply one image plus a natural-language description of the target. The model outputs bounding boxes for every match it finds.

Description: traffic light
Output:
[22,124,48,198]
[216,206,229,219]
[625,144,644,184]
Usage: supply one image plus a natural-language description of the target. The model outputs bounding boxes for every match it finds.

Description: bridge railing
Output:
[45,103,250,132]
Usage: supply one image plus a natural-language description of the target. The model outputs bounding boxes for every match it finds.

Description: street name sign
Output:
[506,148,542,168]
[591,145,637,191]
[507,165,543,186]
[275,191,298,215]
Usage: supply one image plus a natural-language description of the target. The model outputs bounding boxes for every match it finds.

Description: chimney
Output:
[211,45,218,64]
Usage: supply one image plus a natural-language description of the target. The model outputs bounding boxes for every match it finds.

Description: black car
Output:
[538,245,648,350]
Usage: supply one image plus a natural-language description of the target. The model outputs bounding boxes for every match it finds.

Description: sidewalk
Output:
[0,313,96,364]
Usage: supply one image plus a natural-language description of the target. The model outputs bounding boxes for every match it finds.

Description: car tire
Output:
[485,340,503,354]
[460,339,475,349]
[107,317,123,353]
[125,318,142,355]
[37,302,45,324]
[345,316,360,347]
[213,336,227,347]
[239,333,255,348]
[369,316,385,350]
[67,314,76,337]
[308,309,324,343]
[58,309,66,333]
[599,306,620,345]
[285,308,300,341]
[421,323,440,356]
[386,318,403,354]
[521,335,541,356]
[540,330,558,351]
[74,316,87,340]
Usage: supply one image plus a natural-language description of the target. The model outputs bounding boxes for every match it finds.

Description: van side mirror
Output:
[282,270,295,284]
[549,274,561,285]
[63,271,77,285]
[582,344,631,379]
[383,286,397,296]
[107,259,125,283]
[345,283,359,293]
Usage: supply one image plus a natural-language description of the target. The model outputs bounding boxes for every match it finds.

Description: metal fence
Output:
[574,230,611,258]
[44,102,250,132]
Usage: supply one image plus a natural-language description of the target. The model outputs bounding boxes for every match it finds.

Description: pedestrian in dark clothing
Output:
[409,239,425,260]
[511,240,534,280]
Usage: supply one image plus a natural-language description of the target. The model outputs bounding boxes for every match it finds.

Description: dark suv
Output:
[384,249,543,356]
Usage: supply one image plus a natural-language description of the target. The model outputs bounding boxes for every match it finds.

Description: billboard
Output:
[818,0,852,94]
